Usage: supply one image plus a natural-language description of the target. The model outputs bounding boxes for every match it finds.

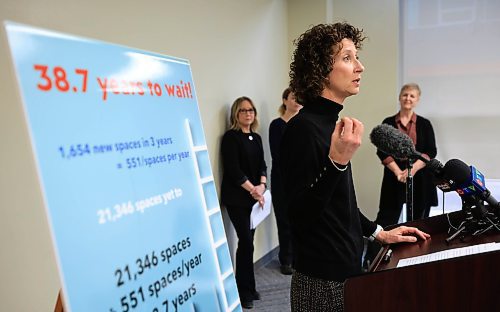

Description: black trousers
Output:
[378,172,432,227]
[226,203,256,301]
[271,184,293,266]
[375,201,431,227]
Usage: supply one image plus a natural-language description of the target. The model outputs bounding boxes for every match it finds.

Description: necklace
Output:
[249,135,253,141]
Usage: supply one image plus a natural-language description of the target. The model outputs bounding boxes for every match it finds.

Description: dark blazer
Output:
[220,129,267,208]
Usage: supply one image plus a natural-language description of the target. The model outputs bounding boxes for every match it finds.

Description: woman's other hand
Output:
[376,226,430,244]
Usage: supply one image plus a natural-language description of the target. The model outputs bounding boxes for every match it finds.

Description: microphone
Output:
[369,124,428,163]
[440,159,499,209]
[370,124,499,211]
[426,158,458,192]
[370,124,467,192]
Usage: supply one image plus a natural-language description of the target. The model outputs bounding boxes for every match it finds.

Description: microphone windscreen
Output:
[427,158,444,174]
[370,124,415,159]
[427,158,450,189]
[442,159,471,185]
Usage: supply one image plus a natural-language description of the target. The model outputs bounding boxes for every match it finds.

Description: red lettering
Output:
[96,77,108,101]
[165,84,175,96]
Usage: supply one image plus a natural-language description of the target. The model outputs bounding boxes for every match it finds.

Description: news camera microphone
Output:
[426,158,445,174]
[369,124,428,163]
[426,158,458,192]
[441,159,499,209]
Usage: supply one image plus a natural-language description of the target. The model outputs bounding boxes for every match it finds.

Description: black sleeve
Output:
[255,134,267,178]
[269,119,281,162]
[359,211,377,237]
[281,119,345,228]
[221,131,248,185]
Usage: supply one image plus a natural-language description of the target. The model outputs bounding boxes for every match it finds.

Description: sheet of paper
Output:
[397,242,500,267]
[250,190,271,229]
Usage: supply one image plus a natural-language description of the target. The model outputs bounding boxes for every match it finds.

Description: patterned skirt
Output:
[290,271,344,312]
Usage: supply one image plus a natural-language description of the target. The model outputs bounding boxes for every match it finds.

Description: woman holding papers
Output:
[280,22,430,311]
[221,96,267,309]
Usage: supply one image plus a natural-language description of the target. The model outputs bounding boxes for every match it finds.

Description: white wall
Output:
[401,0,500,179]
[0,0,401,310]
[331,0,400,219]
[288,0,400,220]
[0,1,288,310]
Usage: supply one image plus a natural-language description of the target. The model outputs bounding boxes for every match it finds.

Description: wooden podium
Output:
[344,211,500,312]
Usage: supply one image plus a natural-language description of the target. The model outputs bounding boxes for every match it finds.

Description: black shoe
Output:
[251,290,261,300]
[241,299,254,309]
[280,264,293,275]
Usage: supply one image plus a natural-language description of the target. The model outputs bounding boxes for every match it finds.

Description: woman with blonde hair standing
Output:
[220,96,267,309]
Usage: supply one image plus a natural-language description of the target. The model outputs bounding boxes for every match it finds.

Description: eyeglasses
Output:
[238,108,255,114]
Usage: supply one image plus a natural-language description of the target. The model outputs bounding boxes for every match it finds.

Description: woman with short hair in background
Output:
[375,83,438,225]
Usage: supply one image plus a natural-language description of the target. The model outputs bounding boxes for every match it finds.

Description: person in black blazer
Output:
[376,83,438,227]
[220,96,267,309]
[268,88,302,275]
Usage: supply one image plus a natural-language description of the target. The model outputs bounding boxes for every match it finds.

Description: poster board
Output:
[5,22,240,312]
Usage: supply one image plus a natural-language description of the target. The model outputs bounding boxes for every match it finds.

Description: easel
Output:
[54,290,64,312]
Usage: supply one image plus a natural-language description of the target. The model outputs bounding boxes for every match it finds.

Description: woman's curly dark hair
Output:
[289,22,366,105]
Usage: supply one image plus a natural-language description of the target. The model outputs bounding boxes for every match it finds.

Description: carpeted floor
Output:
[247,257,292,311]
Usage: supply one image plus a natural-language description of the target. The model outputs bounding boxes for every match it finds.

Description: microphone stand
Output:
[446,196,500,243]
[405,158,414,222]
[445,201,475,243]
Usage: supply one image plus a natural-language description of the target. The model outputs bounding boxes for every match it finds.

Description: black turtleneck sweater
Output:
[280,96,376,281]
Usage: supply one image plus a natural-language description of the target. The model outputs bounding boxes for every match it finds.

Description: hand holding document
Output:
[250,190,271,229]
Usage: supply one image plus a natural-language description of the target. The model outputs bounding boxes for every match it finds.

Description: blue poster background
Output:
[5,22,240,312]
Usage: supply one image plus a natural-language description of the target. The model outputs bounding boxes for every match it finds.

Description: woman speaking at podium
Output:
[280,22,430,311]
